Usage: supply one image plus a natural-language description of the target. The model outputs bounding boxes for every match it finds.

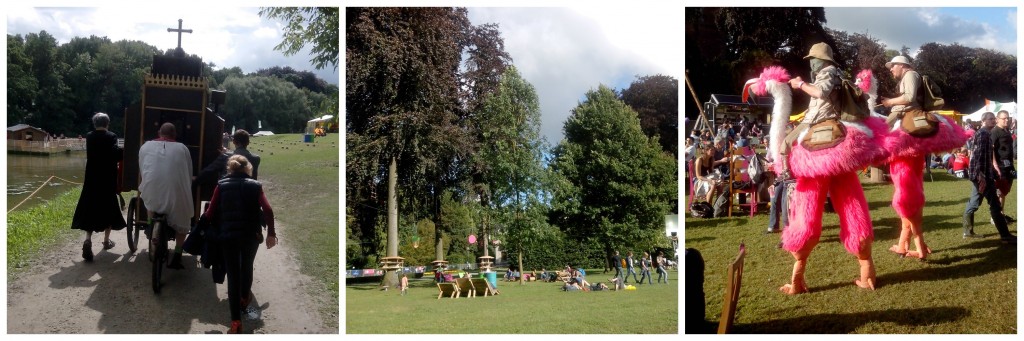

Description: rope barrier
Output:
[8,175,83,213]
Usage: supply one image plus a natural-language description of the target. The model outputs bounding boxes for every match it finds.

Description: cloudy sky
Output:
[824,7,1017,56]
[467,5,683,144]
[5,6,338,85]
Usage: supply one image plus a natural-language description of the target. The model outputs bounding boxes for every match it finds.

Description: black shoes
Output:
[1001,236,1017,244]
[82,241,93,262]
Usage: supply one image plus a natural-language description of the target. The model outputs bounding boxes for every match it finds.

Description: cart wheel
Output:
[126,198,138,253]
[151,219,165,294]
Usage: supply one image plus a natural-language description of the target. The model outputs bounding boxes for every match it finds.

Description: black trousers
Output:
[222,238,260,321]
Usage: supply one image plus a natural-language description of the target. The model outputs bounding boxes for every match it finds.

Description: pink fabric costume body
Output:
[866,68,967,259]
[750,65,889,293]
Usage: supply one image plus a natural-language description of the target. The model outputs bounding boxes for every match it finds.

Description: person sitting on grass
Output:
[563,281,582,291]
[609,277,626,291]
[590,282,609,291]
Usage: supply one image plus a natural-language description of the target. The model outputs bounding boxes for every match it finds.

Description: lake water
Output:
[7,152,87,211]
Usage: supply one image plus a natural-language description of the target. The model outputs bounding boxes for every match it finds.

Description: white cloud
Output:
[468,7,682,144]
[824,7,1015,56]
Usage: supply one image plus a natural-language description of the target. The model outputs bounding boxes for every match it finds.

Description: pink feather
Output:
[752,66,791,96]
[855,70,873,93]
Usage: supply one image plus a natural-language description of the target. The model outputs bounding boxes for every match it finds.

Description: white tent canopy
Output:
[962,100,1017,123]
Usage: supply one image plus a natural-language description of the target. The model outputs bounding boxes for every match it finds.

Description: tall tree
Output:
[915,43,1017,113]
[260,7,339,70]
[550,85,677,271]
[473,66,549,284]
[22,30,74,135]
[7,34,38,125]
[346,7,473,288]
[619,74,679,156]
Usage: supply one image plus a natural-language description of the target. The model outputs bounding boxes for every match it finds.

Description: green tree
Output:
[22,30,74,135]
[260,7,339,71]
[346,7,473,288]
[7,34,38,125]
[619,74,679,156]
[473,66,550,283]
[550,85,677,271]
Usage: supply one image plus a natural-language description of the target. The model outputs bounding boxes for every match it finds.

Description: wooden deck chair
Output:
[456,277,476,297]
[470,278,492,297]
[436,282,459,299]
[717,244,746,334]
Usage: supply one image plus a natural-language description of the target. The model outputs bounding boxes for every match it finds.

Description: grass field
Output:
[346,269,679,334]
[250,133,340,329]
[685,171,1017,333]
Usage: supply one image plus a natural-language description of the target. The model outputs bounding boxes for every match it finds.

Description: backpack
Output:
[917,74,945,111]
[834,78,871,122]
[690,201,713,219]
[746,153,766,186]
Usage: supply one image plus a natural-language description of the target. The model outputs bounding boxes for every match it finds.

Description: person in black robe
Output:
[71,113,126,261]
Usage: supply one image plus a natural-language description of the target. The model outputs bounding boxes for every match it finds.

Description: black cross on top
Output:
[167,19,193,49]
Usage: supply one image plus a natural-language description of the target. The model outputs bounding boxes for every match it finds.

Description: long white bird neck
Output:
[767,80,793,165]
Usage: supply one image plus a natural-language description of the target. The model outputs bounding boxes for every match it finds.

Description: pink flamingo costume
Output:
[746,66,889,294]
[857,70,967,260]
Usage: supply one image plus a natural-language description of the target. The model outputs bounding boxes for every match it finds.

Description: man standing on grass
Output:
[963,112,1016,244]
[991,110,1015,223]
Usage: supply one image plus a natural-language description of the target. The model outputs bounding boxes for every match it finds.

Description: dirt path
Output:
[7,223,333,334]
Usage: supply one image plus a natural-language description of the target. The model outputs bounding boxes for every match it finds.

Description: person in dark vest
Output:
[194,129,263,186]
[200,155,276,334]
[71,113,126,261]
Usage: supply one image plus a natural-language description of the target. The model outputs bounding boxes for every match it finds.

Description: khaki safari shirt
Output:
[801,65,841,125]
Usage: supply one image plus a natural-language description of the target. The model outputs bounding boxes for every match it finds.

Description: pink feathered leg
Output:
[830,171,877,289]
[779,176,827,294]
[890,156,931,259]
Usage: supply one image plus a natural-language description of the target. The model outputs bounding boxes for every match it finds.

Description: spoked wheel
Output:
[151,219,166,294]
[126,198,138,253]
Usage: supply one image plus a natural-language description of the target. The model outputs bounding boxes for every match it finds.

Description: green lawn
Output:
[346,270,678,333]
[251,133,340,329]
[685,171,1016,333]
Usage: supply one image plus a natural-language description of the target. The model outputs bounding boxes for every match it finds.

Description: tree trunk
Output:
[381,157,400,289]
[518,250,525,285]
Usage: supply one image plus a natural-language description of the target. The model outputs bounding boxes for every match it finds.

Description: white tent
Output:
[962,100,1017,123]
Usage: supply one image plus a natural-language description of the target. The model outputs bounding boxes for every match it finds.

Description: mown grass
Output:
[685,171,1016,333]
[7,187,82,280]
[346,269,679,334]
[250,133,340,329]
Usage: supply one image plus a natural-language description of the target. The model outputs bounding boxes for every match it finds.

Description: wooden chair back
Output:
[470,278,492,297]
[718,244,746,333]
[456,277,476,297]
[436,282,459,299]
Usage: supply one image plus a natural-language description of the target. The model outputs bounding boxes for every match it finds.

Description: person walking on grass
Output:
[639,252,653,285]
[963,112,1017,244]
[71,113,126,261]
[655,251,669,283]
[624,251,639,283]
[400,273,409,296]
[611,250,623,282]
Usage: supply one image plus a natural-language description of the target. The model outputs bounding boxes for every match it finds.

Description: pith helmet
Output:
[803,42,835,64]
[885,55,913,68]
